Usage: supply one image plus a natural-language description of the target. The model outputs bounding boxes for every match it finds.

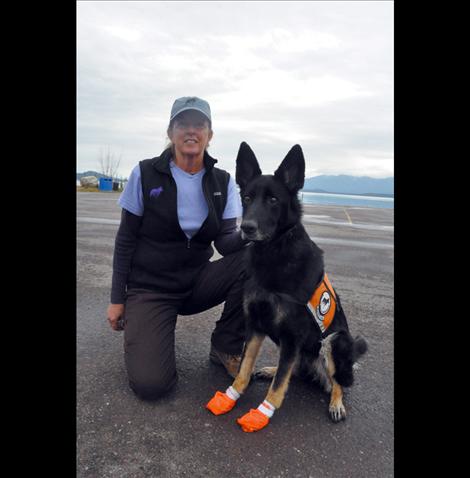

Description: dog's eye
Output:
[243,195,252,204]
[269,196,278,204]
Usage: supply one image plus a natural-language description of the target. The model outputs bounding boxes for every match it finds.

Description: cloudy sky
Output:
[77,1,393,180]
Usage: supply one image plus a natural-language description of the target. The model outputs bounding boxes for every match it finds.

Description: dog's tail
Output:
[353,335,368,361]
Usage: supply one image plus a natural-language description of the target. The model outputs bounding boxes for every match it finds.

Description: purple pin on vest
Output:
[149,186,163,199]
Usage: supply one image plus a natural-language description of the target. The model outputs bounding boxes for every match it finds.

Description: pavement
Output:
[77,192,394,478]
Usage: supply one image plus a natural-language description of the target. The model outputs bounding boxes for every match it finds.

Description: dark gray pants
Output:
[123,249,246,400]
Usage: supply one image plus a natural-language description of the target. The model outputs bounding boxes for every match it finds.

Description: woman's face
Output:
[168,110,213,157]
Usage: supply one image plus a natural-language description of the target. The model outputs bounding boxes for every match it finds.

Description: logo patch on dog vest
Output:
[307,273,337,333]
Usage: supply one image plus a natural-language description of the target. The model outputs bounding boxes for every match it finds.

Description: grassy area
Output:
[77,186,123,193]
[77,186,100,192]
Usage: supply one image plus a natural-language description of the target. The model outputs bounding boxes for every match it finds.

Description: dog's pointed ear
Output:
[236,142,262,189]
[274,144,305,193]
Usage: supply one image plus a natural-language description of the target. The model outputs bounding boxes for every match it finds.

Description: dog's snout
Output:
[241,221,258,235]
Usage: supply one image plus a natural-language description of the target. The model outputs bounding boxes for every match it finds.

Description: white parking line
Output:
[303,215,393,231]
[310,236,393,250]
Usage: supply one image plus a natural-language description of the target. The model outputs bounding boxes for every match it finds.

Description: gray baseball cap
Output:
[170,96,212,123]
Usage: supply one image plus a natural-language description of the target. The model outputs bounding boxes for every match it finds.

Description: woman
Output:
[106,96,248,400]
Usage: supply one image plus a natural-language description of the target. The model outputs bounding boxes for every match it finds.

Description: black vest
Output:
[128,148,230,293]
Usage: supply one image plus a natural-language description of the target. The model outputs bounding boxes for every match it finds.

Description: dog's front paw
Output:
[329,402,346,422]
[237,409,270,432]
[253,366,277,381]
[206,391,237,415]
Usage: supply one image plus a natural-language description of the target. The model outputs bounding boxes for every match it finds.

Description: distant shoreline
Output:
[301,189,394,198]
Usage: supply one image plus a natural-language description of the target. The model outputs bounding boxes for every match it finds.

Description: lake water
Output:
[299,191,394,209]
[77,179,393,209]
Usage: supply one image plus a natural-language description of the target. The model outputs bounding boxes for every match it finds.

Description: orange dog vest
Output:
[307,273,337,333]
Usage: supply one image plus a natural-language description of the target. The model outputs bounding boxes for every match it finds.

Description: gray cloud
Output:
[77,1,393,179]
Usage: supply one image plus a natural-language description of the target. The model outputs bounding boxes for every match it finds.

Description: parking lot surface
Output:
[77,192,393,477]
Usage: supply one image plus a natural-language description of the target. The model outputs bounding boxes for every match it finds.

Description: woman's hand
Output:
[107,303,125,331]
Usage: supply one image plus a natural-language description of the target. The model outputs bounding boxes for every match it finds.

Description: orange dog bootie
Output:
[237,408,270,432]
[206,386,240,415]
[237,400,276,432]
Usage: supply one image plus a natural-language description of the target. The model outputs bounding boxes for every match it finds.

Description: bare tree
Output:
[99,146,122,179]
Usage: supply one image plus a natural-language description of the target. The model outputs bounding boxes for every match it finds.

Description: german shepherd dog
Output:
[206,142,367,431]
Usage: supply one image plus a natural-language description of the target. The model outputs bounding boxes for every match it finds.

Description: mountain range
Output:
[77,170,113,180]
[302,175,393,197]
[77,171,393,197]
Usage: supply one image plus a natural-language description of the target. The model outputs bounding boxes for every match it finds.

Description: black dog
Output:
[206,142,367,431]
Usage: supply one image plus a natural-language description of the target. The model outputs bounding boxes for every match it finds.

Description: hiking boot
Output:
[209,344,242,378]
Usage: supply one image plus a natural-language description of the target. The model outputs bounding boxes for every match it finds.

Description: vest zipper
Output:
[187,238,191,249]
[166,170,191,244]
